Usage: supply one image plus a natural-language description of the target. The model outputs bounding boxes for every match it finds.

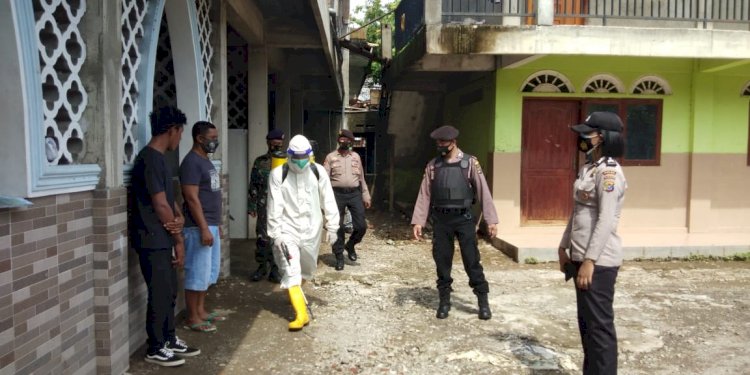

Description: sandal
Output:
[206,312,227,322]
[184,321,217,332]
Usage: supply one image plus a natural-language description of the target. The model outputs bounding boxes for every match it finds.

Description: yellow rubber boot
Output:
[288,286,309,331]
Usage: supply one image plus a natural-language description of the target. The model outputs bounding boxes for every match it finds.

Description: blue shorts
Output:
[183,226,221,291]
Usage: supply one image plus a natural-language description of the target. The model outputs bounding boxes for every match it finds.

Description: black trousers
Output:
[254,206,276,268]
[575,263,619,375]
[431,211,489,295]
[136,248,177,353]
[332,190,366,255]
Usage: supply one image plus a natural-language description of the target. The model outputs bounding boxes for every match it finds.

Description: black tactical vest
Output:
[431,154,474,209]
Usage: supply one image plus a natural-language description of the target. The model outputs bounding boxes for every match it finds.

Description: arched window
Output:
[583,74,624,94]
[631,75,672,95]
[521,70,575,93]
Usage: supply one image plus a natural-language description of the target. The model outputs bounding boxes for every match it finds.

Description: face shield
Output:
[287,135,313,173]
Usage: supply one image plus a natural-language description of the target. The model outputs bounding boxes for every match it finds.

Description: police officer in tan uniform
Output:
[323,129,371,271]
[558,112,627,375]
[411,125,498,320]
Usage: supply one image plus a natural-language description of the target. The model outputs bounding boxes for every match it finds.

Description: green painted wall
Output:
[494,56,750,154]
[691,71,750,153]
[443,74,495,167]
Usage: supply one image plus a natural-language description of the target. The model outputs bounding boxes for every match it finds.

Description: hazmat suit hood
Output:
[287,135,313,173]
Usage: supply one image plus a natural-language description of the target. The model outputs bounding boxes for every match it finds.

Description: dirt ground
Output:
[128,210,750,375]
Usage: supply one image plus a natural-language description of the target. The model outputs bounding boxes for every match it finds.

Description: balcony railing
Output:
[442,0,750,26]
[394,0,750,51]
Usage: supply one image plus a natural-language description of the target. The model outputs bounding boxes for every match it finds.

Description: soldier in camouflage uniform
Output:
[248,129,285,282]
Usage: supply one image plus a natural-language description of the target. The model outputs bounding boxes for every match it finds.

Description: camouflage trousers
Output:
[254,208,276,268]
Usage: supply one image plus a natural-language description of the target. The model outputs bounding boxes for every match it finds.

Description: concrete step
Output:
[492,230,750,263]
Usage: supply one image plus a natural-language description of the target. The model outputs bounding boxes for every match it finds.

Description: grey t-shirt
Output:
[180,151,222,227]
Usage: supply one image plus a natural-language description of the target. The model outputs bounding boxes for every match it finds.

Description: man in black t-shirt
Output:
[130,106,199,367]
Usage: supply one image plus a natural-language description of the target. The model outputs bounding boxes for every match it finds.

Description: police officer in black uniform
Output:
[411,125,499,320]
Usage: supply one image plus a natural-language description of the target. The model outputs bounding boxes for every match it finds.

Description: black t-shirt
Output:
[180,151,222,227]
[130,146,175,249]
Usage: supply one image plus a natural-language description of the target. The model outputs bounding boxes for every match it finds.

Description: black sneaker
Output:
[166,337,201,357]
[145,347,185,367]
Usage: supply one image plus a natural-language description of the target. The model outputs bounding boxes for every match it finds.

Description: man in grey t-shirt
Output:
[180,121,225,332]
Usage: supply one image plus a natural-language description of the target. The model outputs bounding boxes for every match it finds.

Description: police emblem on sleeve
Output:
[602,170,617,193]
[472,158,482,174]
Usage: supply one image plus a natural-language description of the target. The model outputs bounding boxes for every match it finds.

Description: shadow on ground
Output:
[127,239,291,374]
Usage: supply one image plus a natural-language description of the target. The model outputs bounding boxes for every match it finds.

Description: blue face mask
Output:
[291,158,309,169]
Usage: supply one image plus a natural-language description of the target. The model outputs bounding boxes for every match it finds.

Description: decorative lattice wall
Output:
[121,0,148,164]
[153,13,177,111]
[196,0,214,121]
[33,0,88,165]
[227,45,248,129]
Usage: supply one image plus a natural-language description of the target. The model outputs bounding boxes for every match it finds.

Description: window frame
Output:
[583,98,663,167]
[6,0,101,198]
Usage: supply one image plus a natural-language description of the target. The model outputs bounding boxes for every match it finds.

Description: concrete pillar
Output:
[247,47,268,235]
[424,0,442,25]
[276,77,292,137]
[248,47,269,157]
[381,23,392,60]
[538,0,554,26]
[687,70,714,233]
[212,1,228,166]
[211,0,231,277]
[291,89,305,136]
[82,1,130,374]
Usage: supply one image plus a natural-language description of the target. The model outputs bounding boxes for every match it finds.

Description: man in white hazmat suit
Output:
[267,134,340,331]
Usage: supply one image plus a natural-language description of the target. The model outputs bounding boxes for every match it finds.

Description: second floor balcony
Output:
[393,0,750,59]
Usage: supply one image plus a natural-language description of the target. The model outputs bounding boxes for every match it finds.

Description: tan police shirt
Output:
[323,150,371,203]
[411,149,499,227]
[559,157,627,267]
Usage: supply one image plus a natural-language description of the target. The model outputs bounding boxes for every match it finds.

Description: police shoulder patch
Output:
[601,169,617,192]
[603,179,615,192]
[471,157,483,174]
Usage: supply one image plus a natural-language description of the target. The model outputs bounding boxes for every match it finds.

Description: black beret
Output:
[266,128,285,140]
[338,129,355,140]
[430,125,459,141]
[571,112,624,133]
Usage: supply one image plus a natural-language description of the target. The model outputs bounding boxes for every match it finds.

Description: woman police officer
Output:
[558,111,627,375]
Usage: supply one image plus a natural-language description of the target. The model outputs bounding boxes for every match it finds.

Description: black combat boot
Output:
[345,244,358,261]
[251,262,267,282]
[477,293,492,320]
[335,254,345,271]
[267,265,281,283]
[436,289,451,319]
